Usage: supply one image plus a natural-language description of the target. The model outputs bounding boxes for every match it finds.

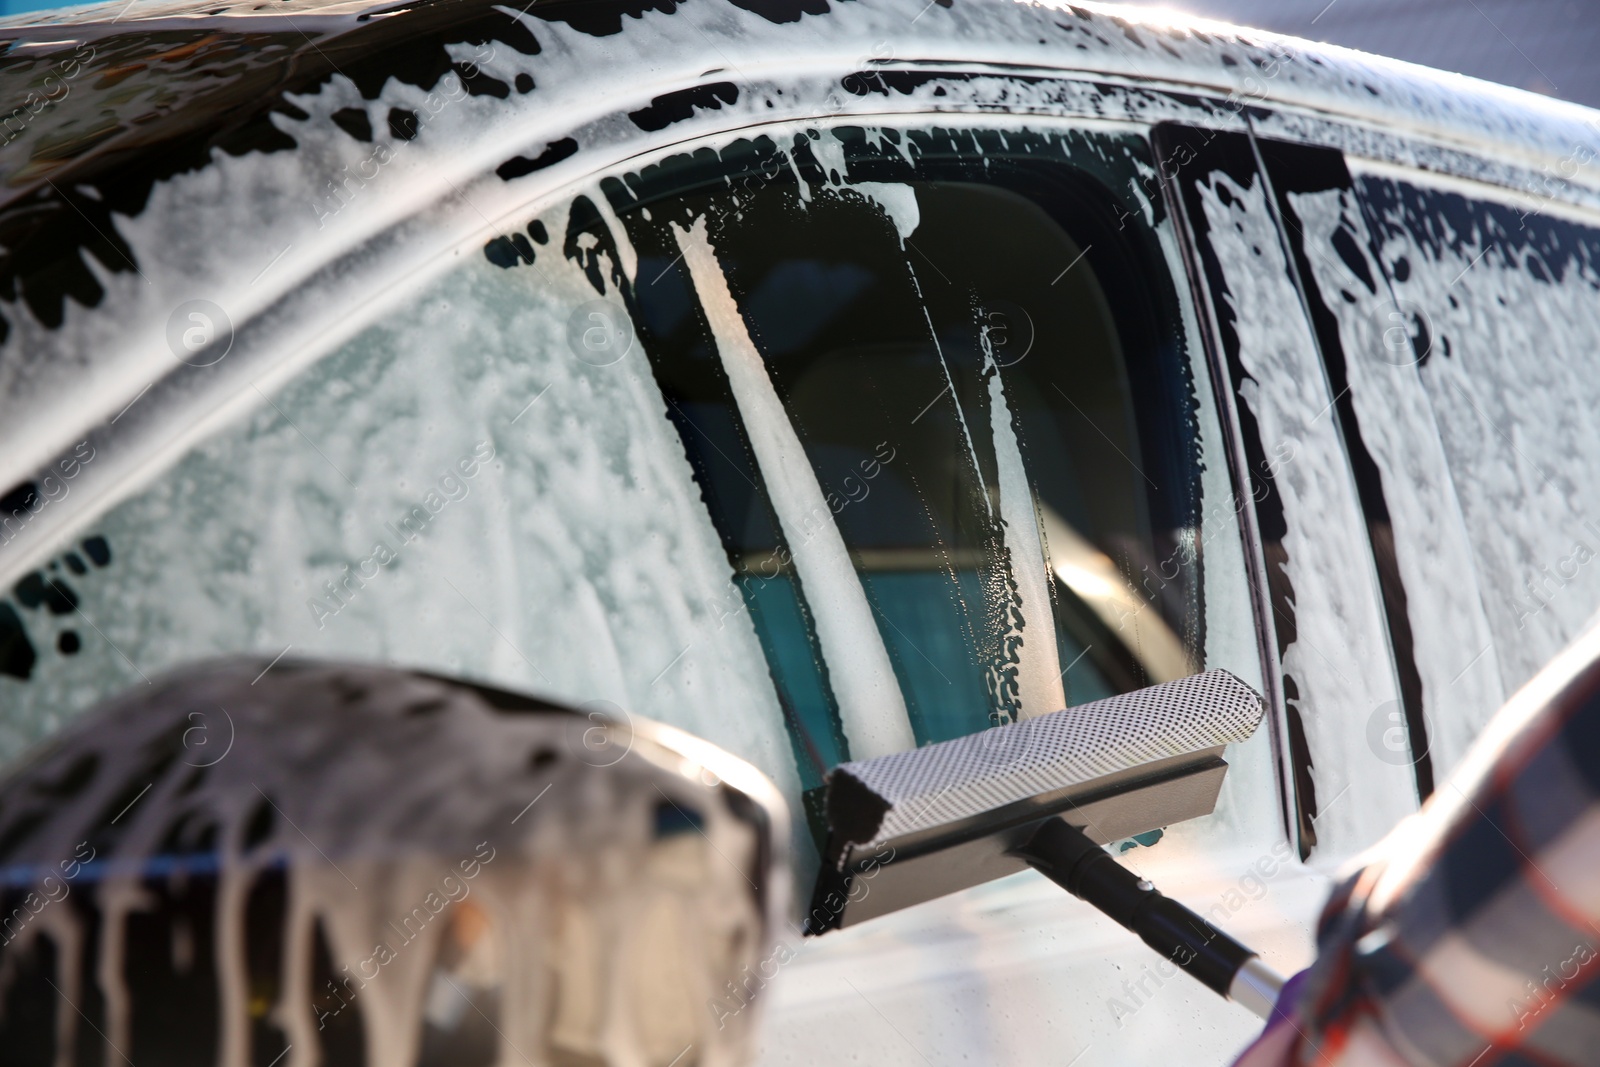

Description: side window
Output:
[0,124,1270,859]
[1158,126,1421,860]
[596,129,1217,815]
[1250,142,1504,787]
[1353,171,1600,717]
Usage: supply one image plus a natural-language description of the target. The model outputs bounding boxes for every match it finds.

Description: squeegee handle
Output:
[1015,818,1281,1015]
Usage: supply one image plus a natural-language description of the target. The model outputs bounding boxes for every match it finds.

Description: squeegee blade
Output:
[806,670,1265,933]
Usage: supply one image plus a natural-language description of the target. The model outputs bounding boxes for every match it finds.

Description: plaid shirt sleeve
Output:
[1235,628,1600,1067]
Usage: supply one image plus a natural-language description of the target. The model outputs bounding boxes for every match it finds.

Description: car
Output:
[2,0,1599,1063]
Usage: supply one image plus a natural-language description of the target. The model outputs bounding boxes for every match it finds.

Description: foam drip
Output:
[0,659,787,1067]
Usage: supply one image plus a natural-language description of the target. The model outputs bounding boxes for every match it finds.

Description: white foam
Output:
[983,344,1065,719]
[1195,171,1419,861]
[673,215,916,760]
[1288,184,1507,779]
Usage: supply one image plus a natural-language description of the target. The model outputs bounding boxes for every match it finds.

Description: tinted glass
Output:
[591,128,1205,822]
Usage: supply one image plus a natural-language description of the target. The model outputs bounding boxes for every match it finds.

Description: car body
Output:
[3,0,1600,1063]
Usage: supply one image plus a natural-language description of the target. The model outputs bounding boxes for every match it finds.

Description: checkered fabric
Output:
[1235,626,1600,1067]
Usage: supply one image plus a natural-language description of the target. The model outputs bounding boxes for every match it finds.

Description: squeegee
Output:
[805,669,1287,1018]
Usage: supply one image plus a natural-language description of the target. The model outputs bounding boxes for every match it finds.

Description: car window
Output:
[0,124,1270,855]
[1156,127,1422,860]
[1245,144,1507,788]
[1351,170,1600,722]
[592,129,1227,826]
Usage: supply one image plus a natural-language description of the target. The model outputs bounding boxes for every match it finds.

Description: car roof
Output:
[3,0,1597,210]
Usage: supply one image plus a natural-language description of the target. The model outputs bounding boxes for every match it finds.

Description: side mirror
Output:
[0,658,789,1067]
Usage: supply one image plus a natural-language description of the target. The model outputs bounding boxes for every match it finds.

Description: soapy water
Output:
[0,659,786,1067]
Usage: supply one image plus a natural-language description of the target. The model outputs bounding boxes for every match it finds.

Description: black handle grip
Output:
[1012,818,1256,998]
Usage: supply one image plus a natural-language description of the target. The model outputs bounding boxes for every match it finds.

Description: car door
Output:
[0,105,1327,1065]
